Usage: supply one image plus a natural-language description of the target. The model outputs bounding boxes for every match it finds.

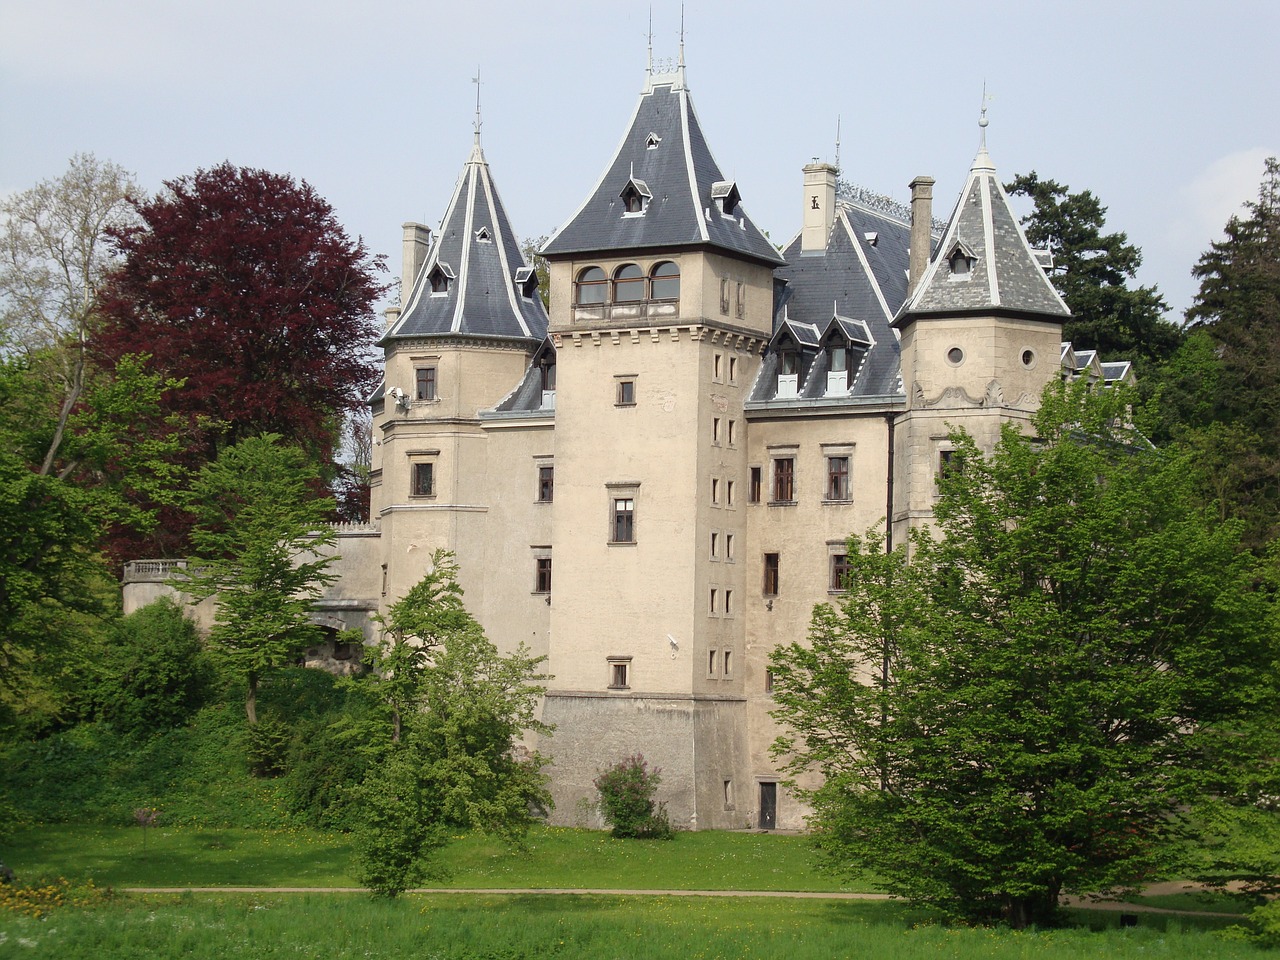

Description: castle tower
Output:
[538,58,784,828]
[372,130,549,617]
[891,116,1070,545]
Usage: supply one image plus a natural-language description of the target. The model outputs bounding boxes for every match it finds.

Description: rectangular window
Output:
[535,557,553,594]
[773,457,795,502]
[725,533,735,561]
[608,658,631,689]
[415,366,437,401]
[611,497,635,543]
[830,554,851,591]
[727,420,736,446]
[709,650,718,675]
[538,465,554,502]
[710,531,719,559]
[729,356,738,384]
[938,449,964,480]
[711,477,720,505]
[724,779,733,807]
[713,417,721,444]
[380,563,388,597]
[710,588,718,615]
[726,479,735,506]
[412,462,435,497]
[749,466,762,503]
[735,281,746,319]
[720,278,731,314]
[714,353,723,381]
[724,588,733,616]
[826,456,850,501]
[616,379,636,406]
[765,668,774,693]
[763,552,780,596]
[723,650,733,676]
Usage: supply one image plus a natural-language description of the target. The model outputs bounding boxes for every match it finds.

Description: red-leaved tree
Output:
[94,163,386,556]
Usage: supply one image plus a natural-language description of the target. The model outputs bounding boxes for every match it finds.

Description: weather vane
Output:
[472,68,483,144]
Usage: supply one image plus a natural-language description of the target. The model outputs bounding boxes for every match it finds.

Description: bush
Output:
[594,754,671,839]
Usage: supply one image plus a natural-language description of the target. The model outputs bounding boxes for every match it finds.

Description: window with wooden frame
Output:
[772,457,795,503]
[415,365,437,401]
[608,656,631,689]
[763,552,780,596]
[826,455,850,501]
[534,557,552,594]
[411,462,435,498]
[537,465,554,502]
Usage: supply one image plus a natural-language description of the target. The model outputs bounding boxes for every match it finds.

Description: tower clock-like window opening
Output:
[613,264,644,303]
[650,261,680,300]
[575,266,607,304]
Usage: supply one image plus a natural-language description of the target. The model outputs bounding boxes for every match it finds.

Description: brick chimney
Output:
[908,176,935,296]
[802,163,838,254]
[401,222,432,300]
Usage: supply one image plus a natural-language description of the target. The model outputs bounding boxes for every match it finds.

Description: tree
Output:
[93,162,387,554]
[1007,172,1181,368]
[520,236,551,308]
[770,381,1270,928]
[353,553,552,896]
[594,755,671,839]
[0,154,142,475]
[183,434,339,726]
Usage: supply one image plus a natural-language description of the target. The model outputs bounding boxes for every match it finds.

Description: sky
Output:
[2,0,1277,322]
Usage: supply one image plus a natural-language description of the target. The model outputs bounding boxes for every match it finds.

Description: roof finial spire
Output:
[472,67,483,148]
[835,114,842,174]
[679,5,686,66]
[647,7,653,75]
[978,82,990,150]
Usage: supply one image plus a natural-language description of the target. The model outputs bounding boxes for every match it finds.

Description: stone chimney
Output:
[907,176,934,296]
[401,222,432,300]
[801,162,838,254]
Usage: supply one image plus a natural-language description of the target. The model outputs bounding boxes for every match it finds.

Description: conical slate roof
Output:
[387,139,548,343]
[541,65,784,267]
[898,134,1068,323]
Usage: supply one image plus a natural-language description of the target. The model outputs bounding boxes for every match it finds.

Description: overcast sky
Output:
[2,0,1276,321]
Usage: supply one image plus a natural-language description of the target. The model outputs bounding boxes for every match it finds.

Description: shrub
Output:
[594,754,672,839]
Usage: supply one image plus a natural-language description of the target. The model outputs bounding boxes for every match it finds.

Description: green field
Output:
[2,824,872,892]
[0,892,1254,960]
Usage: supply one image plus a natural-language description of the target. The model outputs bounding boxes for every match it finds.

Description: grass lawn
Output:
[0,892,1254,960]
[2,824,875,892]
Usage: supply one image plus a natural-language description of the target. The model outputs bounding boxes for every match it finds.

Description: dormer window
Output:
[428,262,455,295]
[646,132,661,150]
[515,265,539,301]
[711,180,741,217]
[777,350,799,399]
[620,178,651,216]
[474,227,491,243]
[945,241,977,280]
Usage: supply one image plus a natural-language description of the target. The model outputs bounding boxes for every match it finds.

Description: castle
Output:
[124,58,1132,831]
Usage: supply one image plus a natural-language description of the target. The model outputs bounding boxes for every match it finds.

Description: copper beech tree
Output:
[94,162,387,555]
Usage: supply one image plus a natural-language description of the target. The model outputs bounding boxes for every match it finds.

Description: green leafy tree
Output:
[594,755,671,839]
[771,381,1270,928]
[1007,172,1181,368]
[353,554,552,896]
[183,434,338,726]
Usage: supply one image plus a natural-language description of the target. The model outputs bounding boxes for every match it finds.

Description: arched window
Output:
[575,266,607,305]
[649,261,680,300]
[613,264,644,303]
[429,266,449,294]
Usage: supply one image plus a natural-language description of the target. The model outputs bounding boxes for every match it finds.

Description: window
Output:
[710,531,719,560]
[724,780,733,808]
[380,563,388,597]
[575,266,607,304]
[749,466,763,503]
[726,479,735,506]
[709,588,718,615]
[429,265,450,294]
[763,552,780,596]
[724,589,733,616]
[720,278,731,314]
[412,462,434,497]
[830,554,851,591]
[729,356,738,383]
[773,457,795,503]
[621,182,647,214]
[535,557,552,594]
[735,281,746,319]
[947,346,965,365]
[540,358,557,391]
[727,420,736,447]
[616,379,636,406]
[415,366,437,401]
[709,650,718,674]
[765,668,774,693]
[711,477,721,505]
[714,353,723,381]
[826,456,850,501]
[938,449,965,480]
[613,263,644,302]
[608,657,631,689]
[474,226,491,242]
[723,650,733,676]
[725,533,735,561]
[713,417,721,444]
[538,465,554,502]
[612,497,635,543]
[650,261,680,300]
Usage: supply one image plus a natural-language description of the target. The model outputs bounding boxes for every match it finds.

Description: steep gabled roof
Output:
[541,66,784,266]
[386,139,548,344]
[897,136,1069,323]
